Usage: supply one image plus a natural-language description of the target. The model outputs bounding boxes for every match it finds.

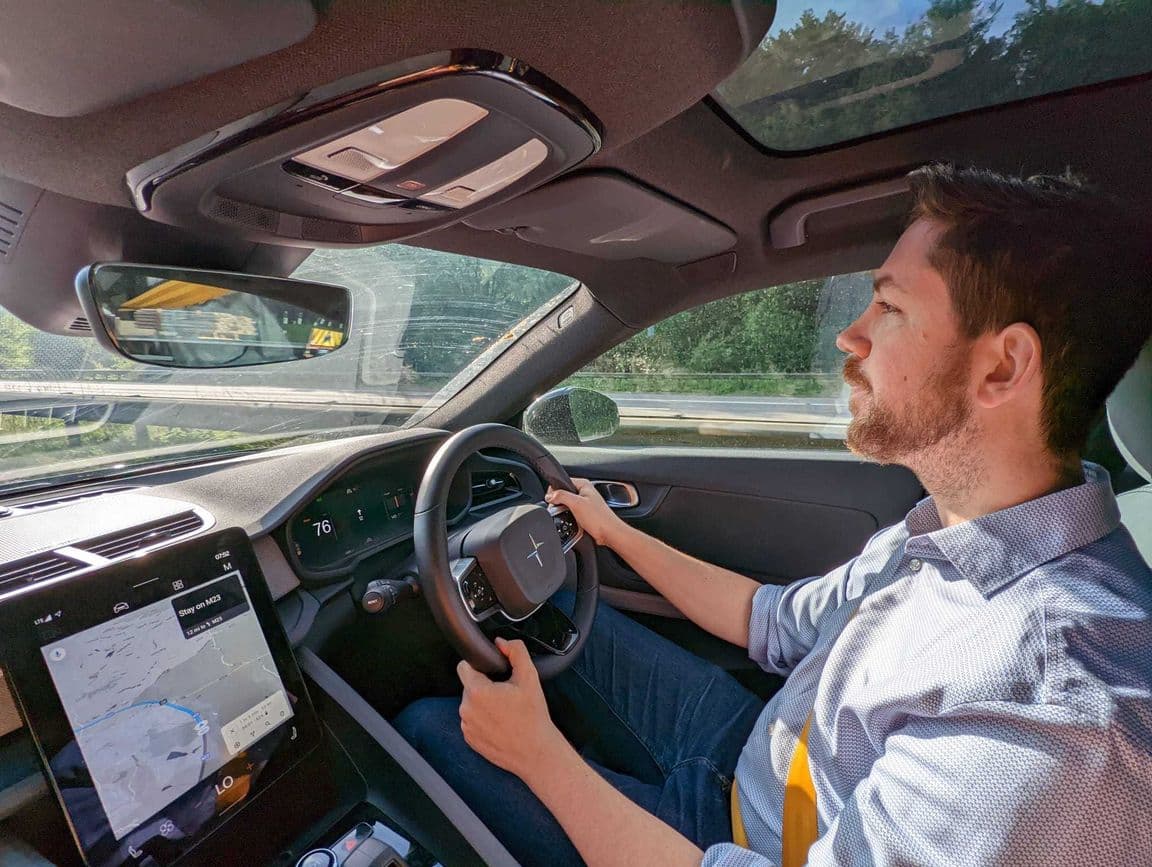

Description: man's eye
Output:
[874,300,899,314]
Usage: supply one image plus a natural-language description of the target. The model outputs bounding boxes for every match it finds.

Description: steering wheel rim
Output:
[413,423,599,679]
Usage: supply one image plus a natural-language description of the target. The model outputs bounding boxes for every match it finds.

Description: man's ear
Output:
[975,322,1043,409]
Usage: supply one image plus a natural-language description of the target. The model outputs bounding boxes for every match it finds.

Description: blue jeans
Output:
[393,597,765,866]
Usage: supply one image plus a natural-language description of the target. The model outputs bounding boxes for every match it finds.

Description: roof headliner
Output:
[2,0,1151,332]
[0,0,761,207]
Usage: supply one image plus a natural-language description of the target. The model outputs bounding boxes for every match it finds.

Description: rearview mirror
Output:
[75,263,352,368]
[524,387,620,446]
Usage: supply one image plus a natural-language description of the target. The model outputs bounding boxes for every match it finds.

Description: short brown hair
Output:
[907,164,1152,460]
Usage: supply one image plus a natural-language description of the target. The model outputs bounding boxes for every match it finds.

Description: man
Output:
[395,165,1152,865]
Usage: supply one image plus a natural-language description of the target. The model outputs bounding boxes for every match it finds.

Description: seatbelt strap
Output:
[734,606,859,859]
[729,713,819,863]
[731,783,748,847]
[781,714,818,867]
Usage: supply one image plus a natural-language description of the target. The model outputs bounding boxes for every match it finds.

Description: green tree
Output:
[585,278,826,390]
[0,308,36,370]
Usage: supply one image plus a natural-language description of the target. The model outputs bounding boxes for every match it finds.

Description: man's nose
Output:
[836,315,871,358]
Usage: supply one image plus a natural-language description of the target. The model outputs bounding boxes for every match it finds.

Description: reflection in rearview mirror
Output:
[76,263,352,369]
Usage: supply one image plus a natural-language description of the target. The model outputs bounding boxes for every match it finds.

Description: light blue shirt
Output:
[703,463,1152,866]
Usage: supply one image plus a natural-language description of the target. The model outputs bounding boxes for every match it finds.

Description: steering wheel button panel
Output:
[549,505,583,552]
[451,557,499,621]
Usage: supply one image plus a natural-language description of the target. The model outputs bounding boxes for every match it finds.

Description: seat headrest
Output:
[1107,339,1152,483]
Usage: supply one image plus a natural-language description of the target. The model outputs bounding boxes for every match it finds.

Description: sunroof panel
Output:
[714,0,1152,151]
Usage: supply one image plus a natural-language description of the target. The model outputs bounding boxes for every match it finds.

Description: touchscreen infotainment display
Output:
[0,527,321,867]
[44,571,291,841]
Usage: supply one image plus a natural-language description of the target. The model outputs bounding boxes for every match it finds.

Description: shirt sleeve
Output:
[746,559,855,676]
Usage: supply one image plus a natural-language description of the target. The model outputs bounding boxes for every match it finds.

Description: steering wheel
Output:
[413,424,599,679]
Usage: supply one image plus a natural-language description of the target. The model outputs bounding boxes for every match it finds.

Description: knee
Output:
[393,697,461,753]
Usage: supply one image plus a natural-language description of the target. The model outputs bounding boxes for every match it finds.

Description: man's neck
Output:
[913,440,1082,528]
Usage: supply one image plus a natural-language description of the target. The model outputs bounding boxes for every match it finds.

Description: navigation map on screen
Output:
[40,571,294,841]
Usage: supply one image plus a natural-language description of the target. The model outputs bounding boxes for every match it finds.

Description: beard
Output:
[843,347,976,466]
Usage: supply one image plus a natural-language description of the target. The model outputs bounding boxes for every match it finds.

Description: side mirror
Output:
[75,263,352,368]
[524,387,620,446]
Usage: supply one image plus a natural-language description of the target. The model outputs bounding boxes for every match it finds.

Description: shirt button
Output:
[908,558,923,572]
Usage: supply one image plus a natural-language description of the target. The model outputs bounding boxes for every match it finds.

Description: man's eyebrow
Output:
[872,274,903,294]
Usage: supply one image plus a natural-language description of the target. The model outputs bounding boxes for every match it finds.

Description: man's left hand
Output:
[457,637,565,781]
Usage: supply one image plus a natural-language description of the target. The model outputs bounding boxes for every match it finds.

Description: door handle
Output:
[591,480,640,509]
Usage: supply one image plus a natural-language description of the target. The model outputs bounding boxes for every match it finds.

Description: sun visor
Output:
[464,172,736,264]
[0,0,317,117]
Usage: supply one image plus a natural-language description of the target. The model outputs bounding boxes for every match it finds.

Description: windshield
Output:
[0,245,577,495]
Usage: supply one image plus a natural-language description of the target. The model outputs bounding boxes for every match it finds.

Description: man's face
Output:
[836,219,976,463]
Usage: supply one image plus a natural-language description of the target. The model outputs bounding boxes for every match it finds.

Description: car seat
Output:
[1107,340,1152,564]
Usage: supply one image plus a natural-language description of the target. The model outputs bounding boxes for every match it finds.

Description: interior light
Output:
[293,98,489,183]
[421,138,548,209]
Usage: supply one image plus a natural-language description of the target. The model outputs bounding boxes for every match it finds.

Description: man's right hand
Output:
[548,475,759,648]
[545,478,626,548]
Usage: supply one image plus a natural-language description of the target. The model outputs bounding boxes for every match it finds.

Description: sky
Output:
[771,0,1040,40]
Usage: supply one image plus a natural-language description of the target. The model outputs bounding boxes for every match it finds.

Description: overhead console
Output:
[465,170,737,264]
[126,50,602,247]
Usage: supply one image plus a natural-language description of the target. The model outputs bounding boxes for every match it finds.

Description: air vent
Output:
[80,511,205,559]
[0,551,81,590]
[0,200,24,258]
[67,316,92,333]
[471,471,522,509]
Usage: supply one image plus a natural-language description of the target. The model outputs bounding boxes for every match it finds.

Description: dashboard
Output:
[0,426,546,867]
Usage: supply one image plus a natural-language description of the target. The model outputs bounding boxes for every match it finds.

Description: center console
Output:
[291,805,439,867]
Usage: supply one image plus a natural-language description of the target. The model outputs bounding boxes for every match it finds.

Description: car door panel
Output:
[551,446,921,596]
[550,447,921,686]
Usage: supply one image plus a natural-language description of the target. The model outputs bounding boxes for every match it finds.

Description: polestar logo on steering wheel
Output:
[526,533,545,567]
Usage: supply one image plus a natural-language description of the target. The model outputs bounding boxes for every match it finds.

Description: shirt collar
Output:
[902,462,1121,597]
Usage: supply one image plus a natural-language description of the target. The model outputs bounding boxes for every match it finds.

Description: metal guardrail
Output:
[0,379,426,411]
[0,372,849,442]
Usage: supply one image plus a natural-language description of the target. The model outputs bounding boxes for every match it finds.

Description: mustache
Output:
[842,357,870,390]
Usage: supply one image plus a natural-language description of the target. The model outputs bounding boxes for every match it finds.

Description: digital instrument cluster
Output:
[288,457,470,573]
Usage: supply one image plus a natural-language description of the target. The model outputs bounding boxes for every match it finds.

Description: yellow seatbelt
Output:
[730,713,819,864]
[781,714,819,867]
[734,607,860,860]
[731,783,748,847]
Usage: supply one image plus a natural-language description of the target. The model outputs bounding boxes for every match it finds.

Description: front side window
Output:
[557,272,871,450]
